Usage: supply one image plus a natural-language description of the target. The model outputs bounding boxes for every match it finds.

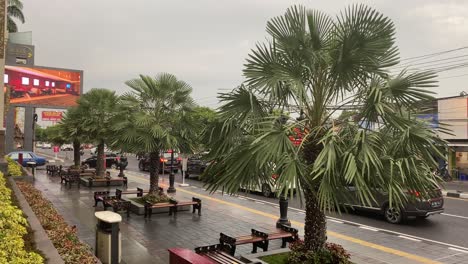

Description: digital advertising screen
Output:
[4,65,83,108]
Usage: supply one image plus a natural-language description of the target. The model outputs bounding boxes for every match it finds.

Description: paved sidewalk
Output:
[443,181,468,198]
[26,169,468,264]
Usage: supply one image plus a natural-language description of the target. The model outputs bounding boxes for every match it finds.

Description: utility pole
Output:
[0,0,7,172]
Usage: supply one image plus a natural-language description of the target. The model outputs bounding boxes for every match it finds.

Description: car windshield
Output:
[163,153,179,158]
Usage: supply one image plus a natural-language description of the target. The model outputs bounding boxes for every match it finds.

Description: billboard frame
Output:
[5,64,84,110]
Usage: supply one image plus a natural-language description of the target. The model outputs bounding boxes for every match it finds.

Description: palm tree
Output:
[78,89,119,177]
[58,107,86,167]
[7,0,25,33]
[203,5,446,255]
[112,73,196,194]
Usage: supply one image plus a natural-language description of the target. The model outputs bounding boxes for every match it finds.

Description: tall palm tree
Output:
[78,89,119,177]
[7,0,25,33]
[112,73,196,194]
[203,5,446,254]
[58,107,86,167]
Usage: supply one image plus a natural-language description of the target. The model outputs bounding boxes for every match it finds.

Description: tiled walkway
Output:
[28,169,468,264]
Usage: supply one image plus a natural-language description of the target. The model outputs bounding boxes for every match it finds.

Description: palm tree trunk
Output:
[303,189,327,251]
[96,141,105,177]
[73,140,81,167]
[302,138,327,251]
[149,151,160,194]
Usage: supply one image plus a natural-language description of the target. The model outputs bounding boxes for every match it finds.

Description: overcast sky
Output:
[21,0,468,107]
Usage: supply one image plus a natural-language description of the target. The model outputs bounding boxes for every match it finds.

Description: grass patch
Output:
[260,252,290,264]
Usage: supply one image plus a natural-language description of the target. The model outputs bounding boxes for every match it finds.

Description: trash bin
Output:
[95,211,122,264]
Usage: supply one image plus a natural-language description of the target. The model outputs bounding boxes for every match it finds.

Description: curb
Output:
[442,190,468,199]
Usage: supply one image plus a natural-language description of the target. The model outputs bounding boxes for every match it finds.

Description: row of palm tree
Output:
[53,74,206,195]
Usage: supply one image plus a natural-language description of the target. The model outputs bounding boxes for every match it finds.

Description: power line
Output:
[400,46,468,62]
[392,54,468,69]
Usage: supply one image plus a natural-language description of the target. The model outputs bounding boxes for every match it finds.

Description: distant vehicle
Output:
[90,146,112,155]
[81,152,125,169]
[7,151,47,167]
[242,174,295,198]
[139,152,180,173]
[35,142,43,148]
[42,143,52,149]
[185,153,211,179]
[341,186,444,224]
[60,144,73,151]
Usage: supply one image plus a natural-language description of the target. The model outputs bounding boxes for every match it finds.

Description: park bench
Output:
[115,187,159,199]
[194,244,250,264]
[59,170,81,188]
[144,197,202,218]
[219,225,299,255]
[87,176,128,188]
[46,165,60,176]
[102,196,131,217]
[93,191,111,207]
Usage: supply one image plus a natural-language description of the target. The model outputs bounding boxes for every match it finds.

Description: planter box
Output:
[240,248,290,264]
[121,197,190,215]
[80,177,124,187]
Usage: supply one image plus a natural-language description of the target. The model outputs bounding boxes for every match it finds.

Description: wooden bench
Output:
[115,187,162,199]
[93,191,111,207]
[102,196,131,217]
[219,225,299,255]
[168,248,217,264]
[87,176,128,188]
[144,197,202,218]
[46,165,59,176]
[59,171,81,188]
[194,244,248,264]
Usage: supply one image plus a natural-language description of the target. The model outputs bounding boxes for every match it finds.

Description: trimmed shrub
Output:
[6,156,23,176]
[288,240,351,264]
[17,181,98,264]
[0,171,44,263]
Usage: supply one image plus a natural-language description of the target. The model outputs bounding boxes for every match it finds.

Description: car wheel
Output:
[261,184,272,197]
[384,206,403,224]
[138,161,145,171]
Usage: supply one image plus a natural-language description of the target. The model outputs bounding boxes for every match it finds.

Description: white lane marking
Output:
[441,213,468,220]
[449,247,468,254]
[359,226,379,232]
[329,219,344,224]
[434,252,464,261]
[255,201,265,205]
[398,235,421,242]
[124,172,468,252]
[238,197,246,200]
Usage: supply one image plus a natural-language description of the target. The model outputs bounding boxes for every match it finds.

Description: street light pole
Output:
[167,150,176,193]
[0,0,7,173]
[276,196,291,228]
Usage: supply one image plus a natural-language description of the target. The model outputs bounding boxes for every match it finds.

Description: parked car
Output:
[35,142,43,148]
[42,143,52,149]
[138,152,180,173]
[81,152,126,169]
[341,186,444,224]
[60,144,73,151]
[7,151,47,167]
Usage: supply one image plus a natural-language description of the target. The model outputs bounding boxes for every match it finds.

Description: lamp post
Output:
[276,196,291,228]
[167,150,176,193]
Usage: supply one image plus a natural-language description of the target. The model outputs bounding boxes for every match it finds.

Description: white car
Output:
[60,144,73,151]
[42,143,52,149]
[90,147,112,155]
[35,142,43,148]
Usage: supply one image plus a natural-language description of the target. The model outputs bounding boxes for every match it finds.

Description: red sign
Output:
[53,146,59,153]
[42,111,63,121]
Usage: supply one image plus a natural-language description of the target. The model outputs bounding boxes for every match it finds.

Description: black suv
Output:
[342,186,444,224]
[138,152,180,173]
[82,152,127,170]
[185,154,211,179]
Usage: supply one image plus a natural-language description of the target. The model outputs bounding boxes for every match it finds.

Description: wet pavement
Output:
[27,165,468,264]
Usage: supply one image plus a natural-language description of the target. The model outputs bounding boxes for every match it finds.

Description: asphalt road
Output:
[38,149,468,249]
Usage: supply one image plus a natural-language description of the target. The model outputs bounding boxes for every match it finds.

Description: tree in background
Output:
[203,5,446,260]
[58,107,86,167]
[7,0,25,33]
[78,89,119,177]
[112,73,196,195]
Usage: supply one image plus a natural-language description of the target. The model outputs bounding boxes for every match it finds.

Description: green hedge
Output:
[0,171,44,263]
[6,156,23,176]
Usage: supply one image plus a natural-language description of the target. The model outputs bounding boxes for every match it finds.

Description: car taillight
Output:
[272,174,278,179]
[177,157,182,161]
[160,158,167,163]
[408,190,420,197]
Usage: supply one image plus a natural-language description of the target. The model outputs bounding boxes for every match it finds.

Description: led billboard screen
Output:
[5,65,83,108]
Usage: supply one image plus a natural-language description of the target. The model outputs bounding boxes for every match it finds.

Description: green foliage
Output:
[8,0,25,33]
[0,171,44,263]
[260,252,290,264]
[133,192,171,205]
[6,156,23,176]
[16,181,97,264]
[288,240,351,264]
